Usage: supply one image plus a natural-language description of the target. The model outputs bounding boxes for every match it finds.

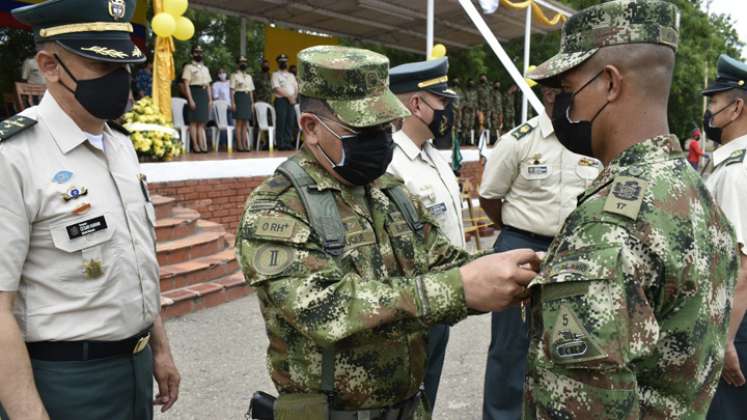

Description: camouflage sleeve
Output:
[523,221,661,420]
[236,206,469,348]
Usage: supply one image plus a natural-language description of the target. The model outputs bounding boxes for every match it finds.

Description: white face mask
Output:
[219,73,227,81]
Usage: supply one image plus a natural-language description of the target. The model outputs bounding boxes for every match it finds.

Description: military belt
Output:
[502,225,554,245]
[26,327,152,362]
[329,391,423,420]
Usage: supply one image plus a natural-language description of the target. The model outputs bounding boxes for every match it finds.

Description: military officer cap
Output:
[238,55,248,63]
[277,53,289,63]
[297,45,410,128]
[529,0,680,87]
[389,57,457,99]
[12,0,145,64]
[192,45,203,53]
[703,54,747,96]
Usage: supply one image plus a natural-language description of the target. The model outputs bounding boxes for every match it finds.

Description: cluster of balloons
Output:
[429,43,446,60]
[151,0,194,41]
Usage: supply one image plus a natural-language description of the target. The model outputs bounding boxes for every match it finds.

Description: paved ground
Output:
[156,234,498,420]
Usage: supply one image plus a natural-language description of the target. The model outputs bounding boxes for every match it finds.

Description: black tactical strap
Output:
[277,160,345,256]
[383,186,424,239]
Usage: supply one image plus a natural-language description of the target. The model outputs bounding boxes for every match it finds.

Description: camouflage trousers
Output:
[462,107,475,131]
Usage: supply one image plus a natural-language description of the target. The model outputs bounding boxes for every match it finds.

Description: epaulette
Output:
[107,120,130,136]
[511,122,535,140]
[719,149,746,169]
[602,175,648,221]
[0,115,37,143]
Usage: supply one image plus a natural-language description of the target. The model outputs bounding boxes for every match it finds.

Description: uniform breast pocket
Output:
[520,163,552,182]
[49,214,115,292]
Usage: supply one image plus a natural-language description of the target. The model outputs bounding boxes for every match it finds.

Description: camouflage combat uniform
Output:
[462,81,477,137]
[254,70,273,104]
[451,80,464,139]
[524,2,738,418]
[489,84,503,135]
[503,90,515,131]
[236,46,473,418]
[476,79,491,129]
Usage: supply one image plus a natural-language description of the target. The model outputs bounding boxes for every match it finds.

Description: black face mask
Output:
[703,101,737,145]
[239,64,248,71]
[279,62,288,70]
[262,65,270,72]
[193,54,203,62]
[420,97,454,140]
[551,70,609,157]
[56,54,131,121]
[316,117,394,185]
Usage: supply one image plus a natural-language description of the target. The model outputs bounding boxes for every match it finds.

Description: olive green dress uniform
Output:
[0,1,159,419]
[182,59,212,123]
[231,71,255,121]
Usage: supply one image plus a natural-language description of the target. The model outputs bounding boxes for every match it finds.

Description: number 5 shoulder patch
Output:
[603,176,648,220]
[549,304,607,364]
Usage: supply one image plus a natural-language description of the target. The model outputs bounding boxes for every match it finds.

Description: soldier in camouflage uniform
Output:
[236,45,540,420]
[503,85,516,131]
[524,1,738,418]
[490,81,503,143]
[254,59,273,104]
[462,79,477,144]
[477,74,491,133]
[451,78,465,143]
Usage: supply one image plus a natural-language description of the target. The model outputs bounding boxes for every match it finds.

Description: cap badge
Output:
[109,0,126,20]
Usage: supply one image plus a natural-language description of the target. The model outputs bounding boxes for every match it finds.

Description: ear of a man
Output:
[299,114,321,145]
[37,50,60,83]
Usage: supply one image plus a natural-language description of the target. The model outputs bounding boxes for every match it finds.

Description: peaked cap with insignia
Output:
[12,0,145,64]
[703,54,747,96]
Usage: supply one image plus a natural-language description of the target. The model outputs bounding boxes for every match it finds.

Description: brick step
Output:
[152,195,176,219]
[156,221,227,266]
[160,271,251,319]
[155,207,200,242]
[159,248,239,292]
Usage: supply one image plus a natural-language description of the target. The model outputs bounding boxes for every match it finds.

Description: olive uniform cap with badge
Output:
[12,0,146,64]
[297,45,410,128]
[703,54,747,96]
[389,57,457,99]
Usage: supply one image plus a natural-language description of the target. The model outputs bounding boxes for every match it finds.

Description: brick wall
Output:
[150,161,485,232]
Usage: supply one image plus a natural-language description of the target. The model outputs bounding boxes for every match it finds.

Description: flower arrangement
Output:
[123,97,182,161]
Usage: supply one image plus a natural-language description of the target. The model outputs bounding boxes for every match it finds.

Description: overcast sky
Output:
[706,0,746,56]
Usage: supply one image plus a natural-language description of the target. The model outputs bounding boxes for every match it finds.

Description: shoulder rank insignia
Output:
[720,149,746,168]
[603,176,648,220]
[511,123,534,140]
[0,115,37,143]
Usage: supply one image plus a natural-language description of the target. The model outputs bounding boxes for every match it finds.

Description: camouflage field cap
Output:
[529,0,680,86]
[298,45,411,128]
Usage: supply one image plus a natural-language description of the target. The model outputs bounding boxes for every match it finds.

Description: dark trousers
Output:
[483,228,552,420]
[1,346,154,420]
[274,97,298,150]
[707,340,747,419]
[424,324,449,412]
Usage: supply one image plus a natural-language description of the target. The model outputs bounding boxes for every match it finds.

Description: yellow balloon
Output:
[164,0,189,17]
[430,44,446,60]
[173,16,195,41]
[152,13,176,38]
[525,64,538,88]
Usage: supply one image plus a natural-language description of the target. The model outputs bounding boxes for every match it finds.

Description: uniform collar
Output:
[393,129,427,161]
[538,111,555,139]
[713,134,747,167]
[578,135,682,204]
[39,93,88,154]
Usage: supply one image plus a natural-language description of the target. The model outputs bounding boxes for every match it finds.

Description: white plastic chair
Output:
[254,101,276,152]
[210,100,234,153]
[171,97,189,153]
[295,103,302,150]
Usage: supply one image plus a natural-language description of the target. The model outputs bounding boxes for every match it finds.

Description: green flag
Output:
[451,131,463,172]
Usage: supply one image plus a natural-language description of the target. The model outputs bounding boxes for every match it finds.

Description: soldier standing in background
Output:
[503,85,517,131]
[490,81,503,144]
[462,78,477,144]
[476,74,491,138]
[524,1,737,418]
[254,58,273,105]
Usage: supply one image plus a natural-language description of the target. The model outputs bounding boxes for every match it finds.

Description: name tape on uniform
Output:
[66,215,108,240]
